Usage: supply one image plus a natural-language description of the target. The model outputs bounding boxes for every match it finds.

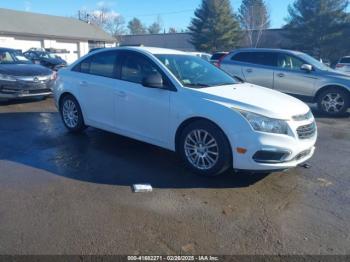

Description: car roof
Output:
[232,48,304,56]
[96,46,187,56]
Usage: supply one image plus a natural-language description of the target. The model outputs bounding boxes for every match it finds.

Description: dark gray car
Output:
[220,48,350,116]
[0,48,54,101]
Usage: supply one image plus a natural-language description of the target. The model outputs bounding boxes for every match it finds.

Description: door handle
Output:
[79,80,88,85]
[277,73,285,78]
[246,68,253,73]
[117,91,126,98]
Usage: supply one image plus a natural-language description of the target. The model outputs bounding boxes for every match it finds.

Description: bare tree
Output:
[105,16,126,42]
[238,0,270,48]
[76,6,126,41]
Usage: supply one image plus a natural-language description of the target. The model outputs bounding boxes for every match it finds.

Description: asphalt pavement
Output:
[0,98,349,255]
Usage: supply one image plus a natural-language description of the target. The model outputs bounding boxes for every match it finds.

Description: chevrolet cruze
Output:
[53,47,317,176]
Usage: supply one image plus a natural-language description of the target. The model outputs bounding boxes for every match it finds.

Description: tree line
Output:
[189,0,350,62]
[77,0,350,62]
[76,7,177,40]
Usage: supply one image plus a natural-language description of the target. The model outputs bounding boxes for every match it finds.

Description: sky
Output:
[0,0,295,31]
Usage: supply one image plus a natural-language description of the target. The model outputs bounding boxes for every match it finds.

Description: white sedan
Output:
[53,47,317,176]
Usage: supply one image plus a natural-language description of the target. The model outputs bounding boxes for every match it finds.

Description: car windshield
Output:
[155,54,237,88]
[0,50,31,64]
[297,53,330,70]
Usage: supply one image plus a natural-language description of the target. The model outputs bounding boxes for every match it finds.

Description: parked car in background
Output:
[220,48,350,116]
[24,50,67,71]
[187,52,212,62]
[335,56,350,74]
[210,52,228,67]
[54,47,316,176]
[89,47,105,53]
[0,48,55,101]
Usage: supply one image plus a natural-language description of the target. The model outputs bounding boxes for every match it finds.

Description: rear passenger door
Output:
[72,51,121,129]
[232,51,276,89]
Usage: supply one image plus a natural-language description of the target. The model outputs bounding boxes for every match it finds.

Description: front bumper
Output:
[0,79,53,99]
[228,119,317,171]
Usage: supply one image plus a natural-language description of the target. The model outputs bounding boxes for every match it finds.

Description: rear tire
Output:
[317,87,349,116]
[59,94,86,133]
[178,120,232,176]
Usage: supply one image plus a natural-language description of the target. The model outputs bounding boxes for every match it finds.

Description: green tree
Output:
[168,27,177,33]
[188,0,241,53]
[148,16,163,34]
[127,18,146,35]
[148,21,162,34]
[238,0,270,47]
[284,0,349,62]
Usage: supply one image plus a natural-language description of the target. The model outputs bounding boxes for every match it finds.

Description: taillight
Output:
[217,54,228,68]
[51,71,57,80]
[336,64,345,68]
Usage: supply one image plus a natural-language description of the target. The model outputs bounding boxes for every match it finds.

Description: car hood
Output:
[193,83,310,120]
[0,64,52,76]
[320,68,350,79]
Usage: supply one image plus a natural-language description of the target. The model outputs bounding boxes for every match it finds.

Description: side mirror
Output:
[301,64,313,72]
[142,72,163,88]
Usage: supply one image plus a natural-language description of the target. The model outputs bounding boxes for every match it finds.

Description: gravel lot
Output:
[0,98,349,255]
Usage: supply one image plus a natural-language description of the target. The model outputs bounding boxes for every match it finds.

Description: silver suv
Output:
[220,48,350,116]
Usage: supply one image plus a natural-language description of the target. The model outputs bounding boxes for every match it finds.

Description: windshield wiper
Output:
[184,83,211,88]
[215,82,236,86]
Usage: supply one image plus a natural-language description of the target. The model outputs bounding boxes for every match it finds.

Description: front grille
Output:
[297,122,316,139]
[28,88,51,94]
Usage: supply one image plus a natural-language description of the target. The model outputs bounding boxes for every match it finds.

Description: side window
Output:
[89,52,118,78]
[277,54,304,70]
[231,52,251,63]
[72,51,118,78]
[72,57,91,73]
[80,58,91,74]
[121,53,160,84]
[232,52,277,67]
[252,52,277,67]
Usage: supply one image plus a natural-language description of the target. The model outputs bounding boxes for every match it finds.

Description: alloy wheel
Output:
[62,99,79,128]
[321,93,345,113]
[184,129,219,170]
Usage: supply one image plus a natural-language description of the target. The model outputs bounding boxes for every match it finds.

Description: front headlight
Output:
[0,74,16,82]
[239,110,289,135]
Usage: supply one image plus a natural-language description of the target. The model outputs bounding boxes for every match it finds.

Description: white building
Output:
[0,8,116,64]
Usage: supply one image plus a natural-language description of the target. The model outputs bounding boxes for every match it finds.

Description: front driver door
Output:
[115,51,172,146]
[273,53,317,97]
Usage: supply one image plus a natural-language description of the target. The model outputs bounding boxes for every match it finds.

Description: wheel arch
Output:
[174,116,233,154]
[314,84,350,102]
[58,92,77,110]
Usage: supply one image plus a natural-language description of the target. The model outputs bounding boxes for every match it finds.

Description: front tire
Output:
[178,120,232,176]
[317,87,349,116]
[59,94,86,133]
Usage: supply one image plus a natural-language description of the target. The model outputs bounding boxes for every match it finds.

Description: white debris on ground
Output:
[132,184,153,193]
